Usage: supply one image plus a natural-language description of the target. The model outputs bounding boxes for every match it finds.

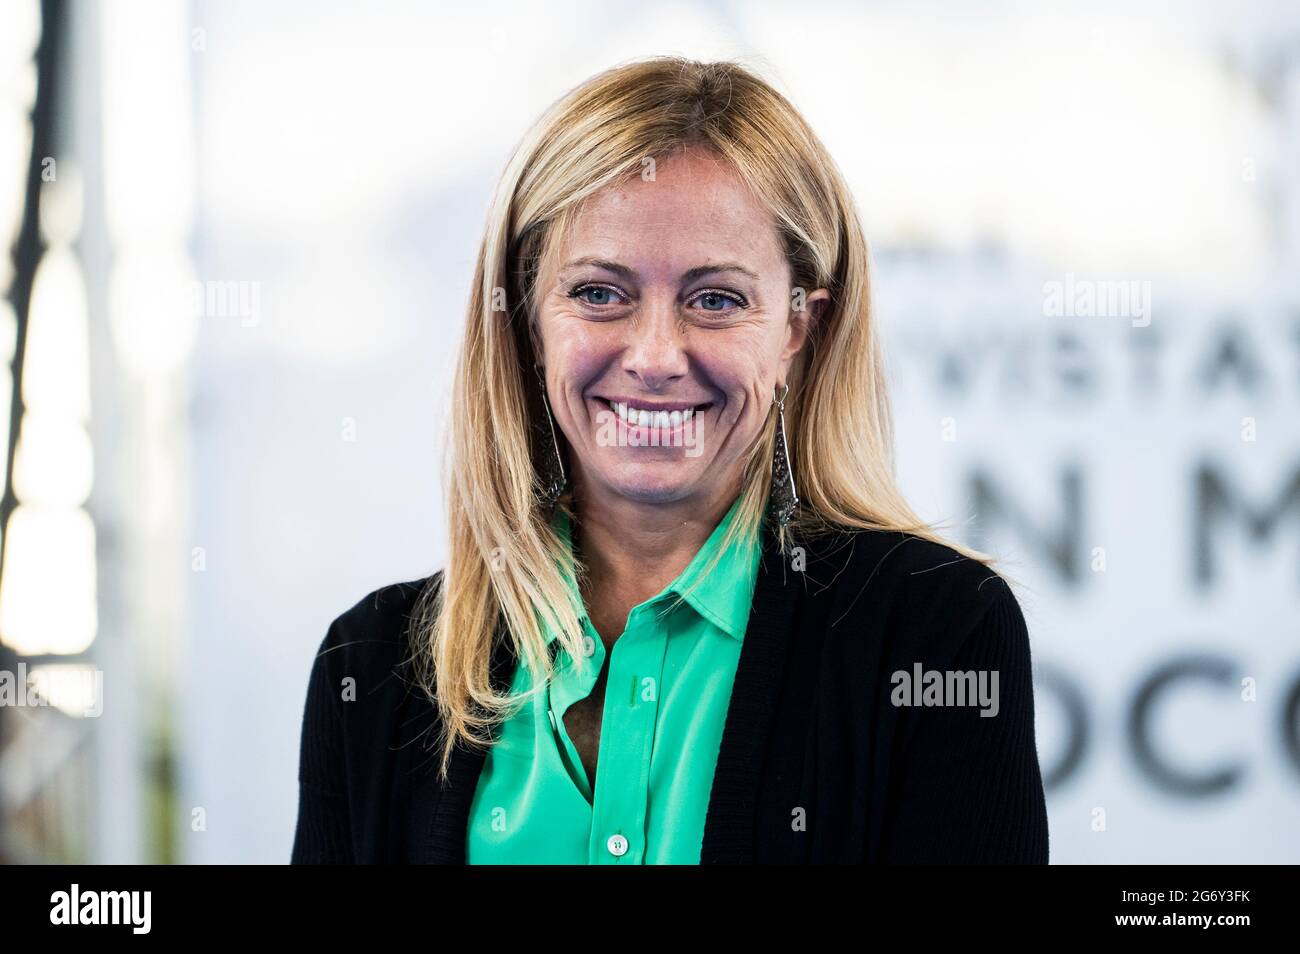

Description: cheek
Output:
[559,350,606,391]
[694,336,775,418]
[539,311,613,384]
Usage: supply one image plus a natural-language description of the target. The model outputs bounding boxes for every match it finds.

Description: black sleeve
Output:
[882,584,1050,864]
[290,624,355,864]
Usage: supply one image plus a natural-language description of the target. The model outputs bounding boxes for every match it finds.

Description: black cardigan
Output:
[291,523,1050,864]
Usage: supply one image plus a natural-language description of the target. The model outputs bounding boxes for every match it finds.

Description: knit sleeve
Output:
[881,583,1050,864]
[290,624,355,863]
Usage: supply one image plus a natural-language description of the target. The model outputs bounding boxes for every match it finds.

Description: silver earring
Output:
[768,383,798,527]
[534,362,567,509]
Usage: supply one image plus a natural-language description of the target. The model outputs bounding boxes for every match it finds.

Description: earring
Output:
[533,362,567,509]
[768,383,798,527]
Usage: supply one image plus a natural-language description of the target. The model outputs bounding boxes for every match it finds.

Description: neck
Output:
[569,471,743,642]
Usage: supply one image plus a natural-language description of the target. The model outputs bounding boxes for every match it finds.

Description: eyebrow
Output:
[561,257,761,283]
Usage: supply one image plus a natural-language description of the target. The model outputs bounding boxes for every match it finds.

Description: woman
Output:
[291,56,1049,864]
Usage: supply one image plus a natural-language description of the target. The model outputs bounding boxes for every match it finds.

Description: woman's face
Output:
[532,148,828,509]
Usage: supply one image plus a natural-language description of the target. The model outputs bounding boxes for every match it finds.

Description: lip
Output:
[589,395,712,443]
[595,396,712,413]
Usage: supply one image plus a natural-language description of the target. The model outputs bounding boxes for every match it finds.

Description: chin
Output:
[596,460,704,504]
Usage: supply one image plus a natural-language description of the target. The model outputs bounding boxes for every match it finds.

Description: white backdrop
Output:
[176,0,1300,862]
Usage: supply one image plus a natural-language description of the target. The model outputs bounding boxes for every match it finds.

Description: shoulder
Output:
[795,525,1025,660]
[325,573,441,646]
[309,572,443,699]
[800,524,1011,606]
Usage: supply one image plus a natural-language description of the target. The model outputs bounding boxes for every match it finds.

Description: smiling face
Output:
[531,148,829,511]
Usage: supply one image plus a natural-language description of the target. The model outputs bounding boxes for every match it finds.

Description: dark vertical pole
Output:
[1,0,66,589]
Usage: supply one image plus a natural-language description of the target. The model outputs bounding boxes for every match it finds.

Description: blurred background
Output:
[1,0,1297,863]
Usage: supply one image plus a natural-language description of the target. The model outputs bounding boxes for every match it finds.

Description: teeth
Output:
[605,399,701,427]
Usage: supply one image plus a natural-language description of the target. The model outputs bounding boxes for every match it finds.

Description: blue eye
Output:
[693,289,746,312]
[571,284,624,306]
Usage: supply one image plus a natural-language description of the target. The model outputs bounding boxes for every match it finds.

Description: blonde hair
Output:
[410,56,992,780]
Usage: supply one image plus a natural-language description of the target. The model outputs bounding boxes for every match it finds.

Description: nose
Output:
[621,298,687,391]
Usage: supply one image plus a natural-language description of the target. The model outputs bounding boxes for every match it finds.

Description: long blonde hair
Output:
[411,56,991,780]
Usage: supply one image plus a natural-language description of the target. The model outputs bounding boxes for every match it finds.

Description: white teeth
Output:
[605,400,701,427]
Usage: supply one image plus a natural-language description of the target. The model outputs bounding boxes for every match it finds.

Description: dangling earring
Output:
[533,362,567,509]
[768,382,798,527]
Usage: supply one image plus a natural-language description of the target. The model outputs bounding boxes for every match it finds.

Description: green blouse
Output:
[465,496,762,864]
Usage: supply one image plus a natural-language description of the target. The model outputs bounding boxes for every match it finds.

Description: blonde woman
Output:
[292,57,1049,864]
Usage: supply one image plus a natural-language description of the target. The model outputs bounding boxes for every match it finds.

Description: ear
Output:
[778,286,830,376]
